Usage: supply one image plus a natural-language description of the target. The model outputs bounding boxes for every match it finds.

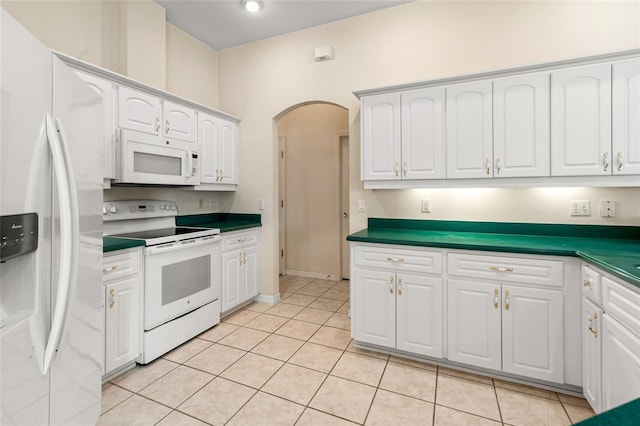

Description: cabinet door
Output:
[602,314,640,411]
[243,246,260,300]
[361,93,401,180]
[117,86,161,135]
[218,118,238,184]
[493,73,550,178]
[446,81,493,179]
[352,268,396,348]
[104,277,140,374]
[401,88,445,179]
[447,279,501,370]
[551,64,611,176]
[75,71,116,179]
[582,297,603,413]
[612,58,640,175]
[502,286,564,383]
[198,112,218,184]
[221,251,243,312]
[163,100,197,143]
[396,273,443,358]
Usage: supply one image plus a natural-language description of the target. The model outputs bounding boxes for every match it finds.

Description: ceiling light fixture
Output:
[242,0,263,13]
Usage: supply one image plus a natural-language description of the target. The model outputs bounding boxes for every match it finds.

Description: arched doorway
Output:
[275,102,350,281]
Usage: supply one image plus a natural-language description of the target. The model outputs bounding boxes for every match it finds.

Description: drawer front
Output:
[353,244,443,274]
[581,264,602,304]
[603,276,640,337]
[103,249,141,282]
[222,229,259,251]
[448,253,564,287]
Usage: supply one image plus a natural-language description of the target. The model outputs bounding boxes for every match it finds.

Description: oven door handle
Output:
[145,235,221,255]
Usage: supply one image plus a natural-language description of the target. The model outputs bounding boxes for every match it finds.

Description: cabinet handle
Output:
[402,161,407,177]
[583,280,591,287]
[485,158,491,175]
[238,238,247,243]
[386,257,405,263]
[109,288,116,309]
[165,119,170,134]
[398,277,402,296]
[219,170,224,182]
[216,169,221,181]
[490,266,513,272]
[239,252,243,265]
[155,117,160,133]
[504,289,510,311]
[616,152,623,171]
[603,152,610,172]
[243,252,247,265]
[588,313,598,337]
[493,288,499,310]
[495,158,501,175]
[394,162,399,177]
[103,265,118,273]
[389,276,394,294]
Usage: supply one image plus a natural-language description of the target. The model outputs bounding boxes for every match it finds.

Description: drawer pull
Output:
[103,265,118,273]
[588,313,598,337]
[386,257,405,263]
[583,280,591,287]
[504,289,510,311]
[237,238,247,243]
[490,266,513,272]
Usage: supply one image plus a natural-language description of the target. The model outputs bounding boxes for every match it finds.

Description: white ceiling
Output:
[155,0,413,50]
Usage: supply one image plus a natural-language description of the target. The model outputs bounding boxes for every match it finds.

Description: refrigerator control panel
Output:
[0,213,38,263]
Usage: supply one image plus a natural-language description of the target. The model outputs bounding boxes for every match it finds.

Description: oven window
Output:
[162,255,210,305]
[134,152,182,176]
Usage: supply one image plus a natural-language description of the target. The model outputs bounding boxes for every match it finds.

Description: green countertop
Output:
[347,219,640,287]
[176,213,262,233]
[576,398,640,425]
[103,236,145,253]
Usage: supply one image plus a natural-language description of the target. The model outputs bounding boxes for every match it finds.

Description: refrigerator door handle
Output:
[41,114,80,375]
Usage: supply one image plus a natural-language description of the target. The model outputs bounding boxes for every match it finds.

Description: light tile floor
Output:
[99,275,596,426]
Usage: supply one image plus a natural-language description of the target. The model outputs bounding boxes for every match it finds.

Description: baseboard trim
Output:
[254,293,281,305]
[284,269,338,281]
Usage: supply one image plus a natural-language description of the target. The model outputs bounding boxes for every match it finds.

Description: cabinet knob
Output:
[485,158,491,175]
[398,277,402,296]
[603,152,610,172]
[616,152,623,171]
[583,280,591,287]
[504,289,510,311]
[389,275,394,294]
[495,158,501,175]
[109,288,116,309]
[394,162,399,177]
[493,288,499,310]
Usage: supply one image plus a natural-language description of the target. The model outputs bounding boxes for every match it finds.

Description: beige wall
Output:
[279,104,348,279]
[217,1,640,297]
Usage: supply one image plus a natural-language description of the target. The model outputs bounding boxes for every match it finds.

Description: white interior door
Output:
[278,136,286,275]
[340,135,350,279]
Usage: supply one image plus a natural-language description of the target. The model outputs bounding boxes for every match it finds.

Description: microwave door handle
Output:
[187,150,193,178]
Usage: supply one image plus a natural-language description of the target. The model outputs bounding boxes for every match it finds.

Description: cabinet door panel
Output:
[396,274,442,358]
[446,81,493,179]
[612,58,640,175]
[493,73,550,178]
[221,251,242,312]
[198,112,218,183]
[362,93,401,180]
[218,118,238,184]
[447,279,501,370]
[353,268,396,348]
[117,86,161,135]
[582,298,603,413]
[243,246,260,300]
[401,88,445,179]
[602,314,640,411]
[551,64,611,176]
[105,277,140,373]
[163,101,196,143]
[502,286,563,383]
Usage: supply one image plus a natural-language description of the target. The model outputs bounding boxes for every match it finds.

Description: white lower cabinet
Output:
[351,244,443,358]
[102,248,142,376]
[221,229,260,313]
[581,297,603,413]
[447,278,563,382]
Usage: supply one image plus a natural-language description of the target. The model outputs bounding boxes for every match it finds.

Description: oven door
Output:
[143,235,220,330]
[117,129,199,185]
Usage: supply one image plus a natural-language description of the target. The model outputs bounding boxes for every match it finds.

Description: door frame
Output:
[338,132,350,280]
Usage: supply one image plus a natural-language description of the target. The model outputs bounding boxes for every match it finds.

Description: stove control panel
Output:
[103,200,178,221]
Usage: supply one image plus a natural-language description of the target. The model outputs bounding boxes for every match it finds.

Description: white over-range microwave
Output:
[115,128,200,185]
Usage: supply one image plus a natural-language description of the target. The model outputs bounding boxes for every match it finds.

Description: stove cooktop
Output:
[112,226,219,246]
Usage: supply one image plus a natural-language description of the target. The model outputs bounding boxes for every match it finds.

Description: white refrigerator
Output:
[1,9,103,425]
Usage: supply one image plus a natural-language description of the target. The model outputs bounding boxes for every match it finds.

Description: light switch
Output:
[357,199,366,212]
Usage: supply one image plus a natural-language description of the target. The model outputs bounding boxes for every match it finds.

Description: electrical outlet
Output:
[208,198,216,208]
[570,200,591,216]
[600,200,616,218]
[421,200,431,213]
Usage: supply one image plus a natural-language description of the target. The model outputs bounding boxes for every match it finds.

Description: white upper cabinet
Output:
[446,81,493,179]
[612,58,640,175]
[198,112,218,184]
[218,118,238,184]
[74,70,116,180]
[493,73,550,178]
[197,113,238,186]
[401,88,445,179]
[551,63,612,176]
[361,93,401,180]
[162,100,197,143]
[117,86,162,135]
